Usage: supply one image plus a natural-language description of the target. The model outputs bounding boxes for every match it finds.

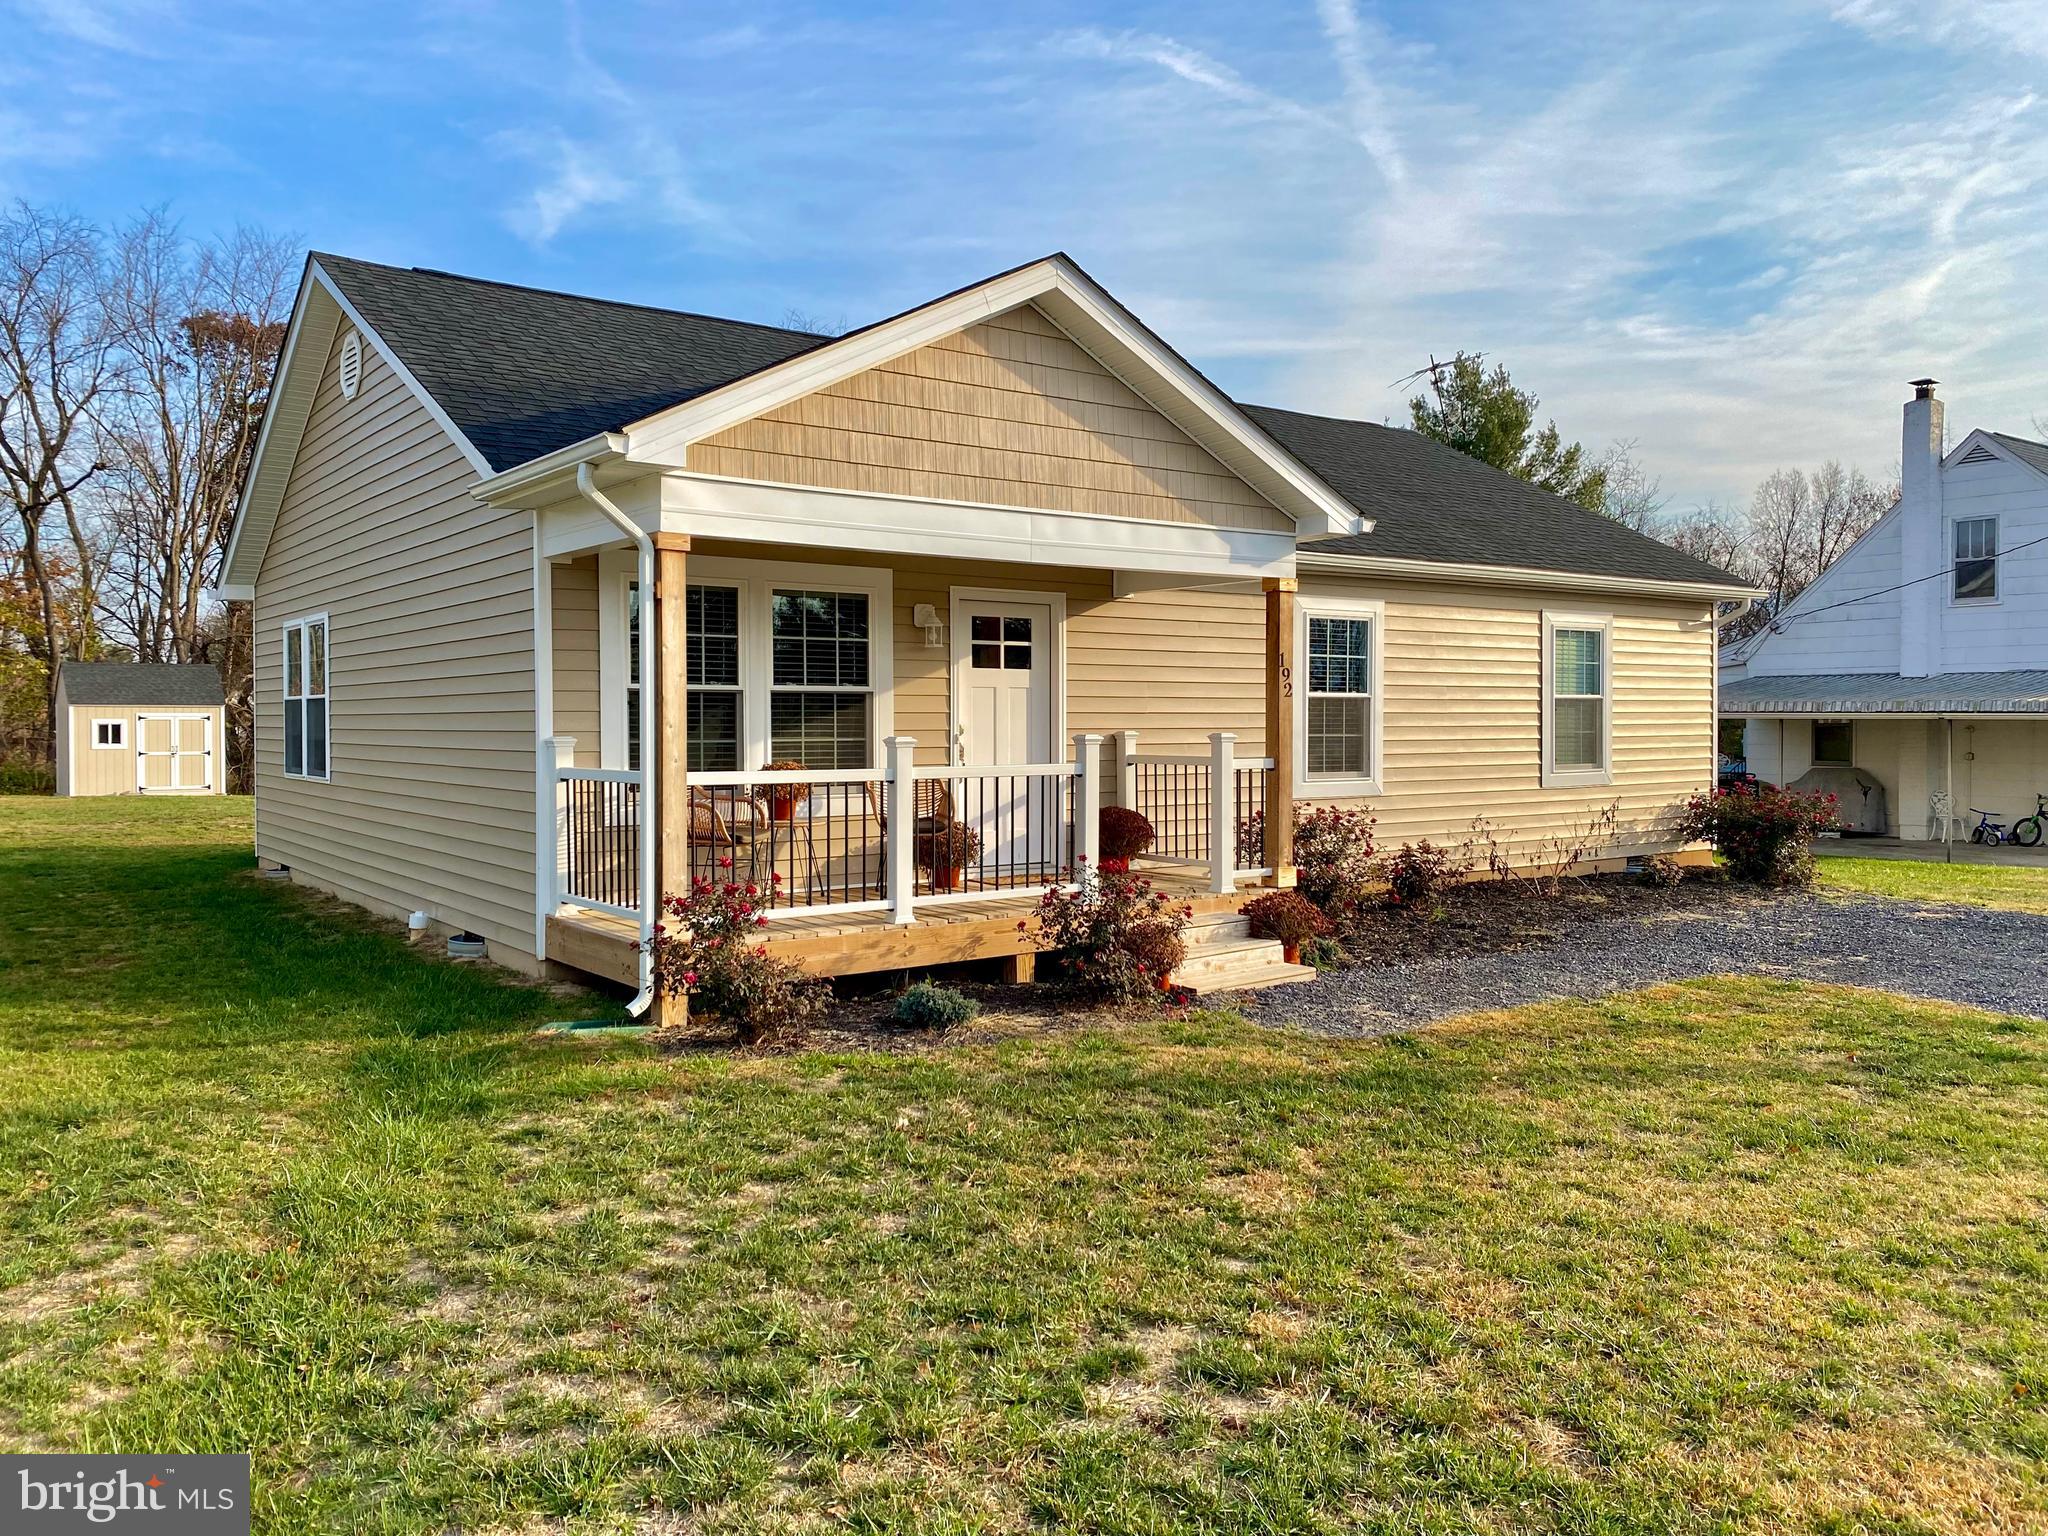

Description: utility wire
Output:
[1770,529,2048,629]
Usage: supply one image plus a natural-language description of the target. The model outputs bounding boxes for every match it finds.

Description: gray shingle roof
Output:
[311,254,1746,589]
[1721,670,2048,716]
[314,254,832,473]
[1242,403,1745,587]
[1989,432,2048,479]
[59,662,224,708]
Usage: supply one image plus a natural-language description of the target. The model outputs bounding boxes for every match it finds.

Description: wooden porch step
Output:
[1177,960,1320,997]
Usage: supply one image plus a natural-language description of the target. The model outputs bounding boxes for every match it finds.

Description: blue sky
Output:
[4,0,2044,507]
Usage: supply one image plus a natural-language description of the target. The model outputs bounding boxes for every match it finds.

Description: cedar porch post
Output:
[1262,576,1298,887]
[652,532,691,906]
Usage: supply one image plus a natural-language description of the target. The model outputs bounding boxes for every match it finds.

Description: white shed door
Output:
[136,713,213,793]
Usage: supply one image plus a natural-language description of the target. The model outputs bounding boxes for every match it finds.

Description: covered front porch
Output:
[527,519,1303,994]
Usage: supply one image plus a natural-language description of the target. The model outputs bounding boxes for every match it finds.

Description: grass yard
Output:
[3,799,2046,1534]
[1820,853,2048,917]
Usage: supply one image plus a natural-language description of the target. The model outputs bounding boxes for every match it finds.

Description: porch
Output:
[541,731,1279,984]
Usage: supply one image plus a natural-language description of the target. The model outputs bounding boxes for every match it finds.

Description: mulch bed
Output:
[641,870,1746,1056]
[1331,868,1741,969]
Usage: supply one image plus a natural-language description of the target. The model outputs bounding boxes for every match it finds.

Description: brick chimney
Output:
[1898,377,1944,678]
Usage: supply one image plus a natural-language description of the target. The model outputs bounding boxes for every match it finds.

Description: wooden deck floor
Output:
[545,866,1255,985]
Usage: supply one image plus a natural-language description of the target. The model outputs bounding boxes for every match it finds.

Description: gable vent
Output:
[1957,442,1998,465]
[338,329,363,400]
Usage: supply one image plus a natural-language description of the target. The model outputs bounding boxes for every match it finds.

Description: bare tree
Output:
[1599,439,1667,533]
[0,203,121,761]
[94,213,291,663]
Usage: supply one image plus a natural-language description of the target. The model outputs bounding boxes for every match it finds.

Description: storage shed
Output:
[54,662,226,796]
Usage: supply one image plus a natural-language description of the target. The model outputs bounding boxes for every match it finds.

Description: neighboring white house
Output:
[1722,380,2048,840]
[53,662,226,797]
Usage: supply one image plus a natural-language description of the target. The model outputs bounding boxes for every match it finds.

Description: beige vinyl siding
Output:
[252,324,540,965]
[1307,576,1716,859]
[60,705,226,796]
[685,541,1265,771]
[687,304,1291,533]
[552,555,601,767]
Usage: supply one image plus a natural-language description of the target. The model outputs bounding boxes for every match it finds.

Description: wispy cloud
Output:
[1314,0,1406,188]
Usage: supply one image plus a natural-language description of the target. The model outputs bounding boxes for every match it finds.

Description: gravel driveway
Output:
[1247,891,2048,1035]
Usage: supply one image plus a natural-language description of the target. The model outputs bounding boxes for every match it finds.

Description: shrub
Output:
[1028,864,1191,1005]
[1384,839,1465,915]
[1241,889,1332,948]
[892,979,980,1029]
[1236,808,1268,871]
[0,758,54,795]
[1098,805,1156,868]
[1674,784,1837,886]
[1300,935,1347,970]
[646,872,829,1044]
[1293,805,1378,916]
[1638,852,1687,888]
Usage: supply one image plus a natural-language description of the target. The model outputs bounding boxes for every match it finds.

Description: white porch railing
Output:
[545,733,1108,927]
[1117,730,1275,893]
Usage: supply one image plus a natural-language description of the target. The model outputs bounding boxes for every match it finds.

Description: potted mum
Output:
[1240,889,1332,965]
[1097,805,1156,874]
[762,761,811,822]
[915,816,982,892]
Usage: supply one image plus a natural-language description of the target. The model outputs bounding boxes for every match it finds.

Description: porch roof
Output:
[1722,669,2048,717]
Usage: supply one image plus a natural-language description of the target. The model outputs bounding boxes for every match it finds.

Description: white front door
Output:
[954,596,1058,872]
[135,713,213,794]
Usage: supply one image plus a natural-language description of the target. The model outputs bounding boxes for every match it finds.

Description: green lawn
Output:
[1821,853,2048,917]
[3,799,2046,1534]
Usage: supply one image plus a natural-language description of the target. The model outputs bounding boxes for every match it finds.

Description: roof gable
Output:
[1245,404,1745,588]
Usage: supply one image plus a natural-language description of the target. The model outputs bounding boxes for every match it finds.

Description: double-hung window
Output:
[1295,599,1381,795]
[283,615,329,781]
[1542,613,1611,787]
[687,583,742,772]
[1954,516,1998,602]
[769,589,871,770]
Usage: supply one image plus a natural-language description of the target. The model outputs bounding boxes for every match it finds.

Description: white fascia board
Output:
[619,256,1364,539]
[1945,428,2048,486]
[659,471,1296,579]
[311,262,493,479]
[1298,550,1758,602]
[219,268,330,592]
[219,259,493,597]
[474,432,629,507]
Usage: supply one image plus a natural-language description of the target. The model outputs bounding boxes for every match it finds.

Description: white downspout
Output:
[1710,597,1754,778]
[574,463,659,1017]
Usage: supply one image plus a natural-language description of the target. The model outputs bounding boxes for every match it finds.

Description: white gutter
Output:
[1297,549,1760,603]
[573,461,659,1017]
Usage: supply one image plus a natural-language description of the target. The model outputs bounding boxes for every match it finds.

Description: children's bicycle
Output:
[2012,793,2048,848]
[1968,808,2009,845]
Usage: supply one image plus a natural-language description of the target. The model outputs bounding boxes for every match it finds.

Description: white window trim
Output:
[1949,513,2001,607]
[602,555,894,773]
[1541,609,1613,789]
[282,612,331,783]
[1293,594,1384,799]
[91,718,126,750]
[947,587,1070,766]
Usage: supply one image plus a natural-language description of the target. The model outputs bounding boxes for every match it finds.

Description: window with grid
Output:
[684,583,741,773]
[1304,614,1373,779]
[769,589,872,770]
[283,616,329,781]
[1550,626,1605,772]
[1954,516,1998,601]
[93,719,125,749]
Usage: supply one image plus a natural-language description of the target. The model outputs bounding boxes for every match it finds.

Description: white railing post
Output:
[1115,729,1139,811]
[886,735,917,924]
[543,736,575,911]
[1208,731,1236,894]
[1075,733,1104,872]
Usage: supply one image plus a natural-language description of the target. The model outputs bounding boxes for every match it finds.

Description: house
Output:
[217,252,1750,1006]
[52,663,225,797]
[1722,380,2048,842]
